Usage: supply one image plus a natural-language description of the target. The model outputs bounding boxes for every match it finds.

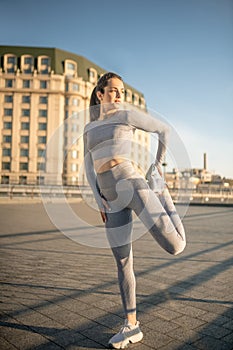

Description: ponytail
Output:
[89,72,123,121]
[90,87,100,121]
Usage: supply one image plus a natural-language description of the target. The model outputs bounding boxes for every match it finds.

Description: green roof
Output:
[0,45,144,97]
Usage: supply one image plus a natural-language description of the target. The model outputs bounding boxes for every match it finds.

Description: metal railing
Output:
[0,185,233,205]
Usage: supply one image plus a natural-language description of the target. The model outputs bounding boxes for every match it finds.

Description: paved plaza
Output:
[0,200,233,350]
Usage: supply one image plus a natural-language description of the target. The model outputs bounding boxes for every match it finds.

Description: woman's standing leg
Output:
[105,208,143,348]
[105,207,137,322]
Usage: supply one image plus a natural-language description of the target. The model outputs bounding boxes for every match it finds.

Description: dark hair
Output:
[89,72,123,121]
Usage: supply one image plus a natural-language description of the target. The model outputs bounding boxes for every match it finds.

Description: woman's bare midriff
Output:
[94,158,127,173]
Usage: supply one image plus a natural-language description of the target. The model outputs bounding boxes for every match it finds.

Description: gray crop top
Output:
[83,108,170,209]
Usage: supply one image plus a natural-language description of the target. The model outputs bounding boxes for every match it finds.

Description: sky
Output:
[1,0,233,178]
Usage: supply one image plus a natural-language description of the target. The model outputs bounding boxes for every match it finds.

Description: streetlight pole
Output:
[162,157,167,181]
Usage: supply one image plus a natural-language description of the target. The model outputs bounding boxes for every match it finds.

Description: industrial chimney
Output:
[203,153,207,170]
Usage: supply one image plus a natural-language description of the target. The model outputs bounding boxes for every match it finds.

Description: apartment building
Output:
[0,46,149,186]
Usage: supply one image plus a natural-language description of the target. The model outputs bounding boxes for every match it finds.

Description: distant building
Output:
[165,163,224,190]
[0,46,149,186]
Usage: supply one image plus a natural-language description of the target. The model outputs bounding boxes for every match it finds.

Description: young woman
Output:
[83,72,186,349]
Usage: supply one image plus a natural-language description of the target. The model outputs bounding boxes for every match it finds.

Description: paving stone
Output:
[197,324,232,340]
[46,329,86,347]
[146,317,179,333]
[167,326,204,344]
[176,305,207,318]
[159,340,197,350]
[47,310,96,331]
[197,311,231,326]
[93,312,123,329]
[66,336,106,349]
[78,323,112,347]
[0,324,53,349]
[223,320,233,331]
[222,331,233,345]
[173,315,206,329]
[0,336,18,350]
[142,330,173,349]
[192,335,232,350]
[154,307,183,321]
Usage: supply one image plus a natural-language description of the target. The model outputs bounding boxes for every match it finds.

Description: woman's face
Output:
[98,78,125,107]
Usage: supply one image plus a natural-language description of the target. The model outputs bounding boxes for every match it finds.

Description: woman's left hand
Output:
[156,163,163,177]
[100,198,111,223]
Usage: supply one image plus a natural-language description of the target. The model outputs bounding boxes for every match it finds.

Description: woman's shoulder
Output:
[84,120,99,133]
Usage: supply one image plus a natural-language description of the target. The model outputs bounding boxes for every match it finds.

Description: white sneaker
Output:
[108,320,143,349]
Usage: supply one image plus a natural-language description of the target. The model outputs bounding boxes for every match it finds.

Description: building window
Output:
[37,162,46,171]
[5,79,14,88]
[2,149,11,157]
[71,163,78,172]
[133,93,139,105]
[40,80,47,89]
[41,58,49,65]
[125,89,132,102]
[3,135,12,143]
[39,96,48,104]
[20,162,28,171]
[71,176,77,184]
[19,176,27,184]
[36,176,45,185]
[72,150,79,159]
[20,149,29,157]
[71,111,78,119]
[1,175,9,184]
[7,67,15,74]
[3,122,12,129]
[2,162,11,171]
[22,109,30,116]
[23,80,31,88]
[67,62,76,70]
[71,124,79,132]
[21,55,34,74]
[4,108,13,116]
[72,98,79,106]
[38,136,46,144]
[5,55,17,74]
[38,123,47,131]
[139,97,145,108]
[38,56,51,75]
[24,57,33,64]
[38,149,45,157]
[21,122,30,130]
[39,109,47,117]
[22,95,30,103]
[89,68,97,83]
[40,69,49,75]
[64,60,77,77]
[65,97,69,106]
[7,56,16,64]
[21,136,29,143]
[23,69,32,74]
[71,136,77,144]
[65,83,69,91]
[72,83,79,91]
[89,70,95,78]
[4,95,13,103]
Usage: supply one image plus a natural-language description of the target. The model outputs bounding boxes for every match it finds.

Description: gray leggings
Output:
[97,161,186,315]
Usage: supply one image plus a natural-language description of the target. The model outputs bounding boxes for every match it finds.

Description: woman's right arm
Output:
[83,132,104,210]
[127,110,170,169]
